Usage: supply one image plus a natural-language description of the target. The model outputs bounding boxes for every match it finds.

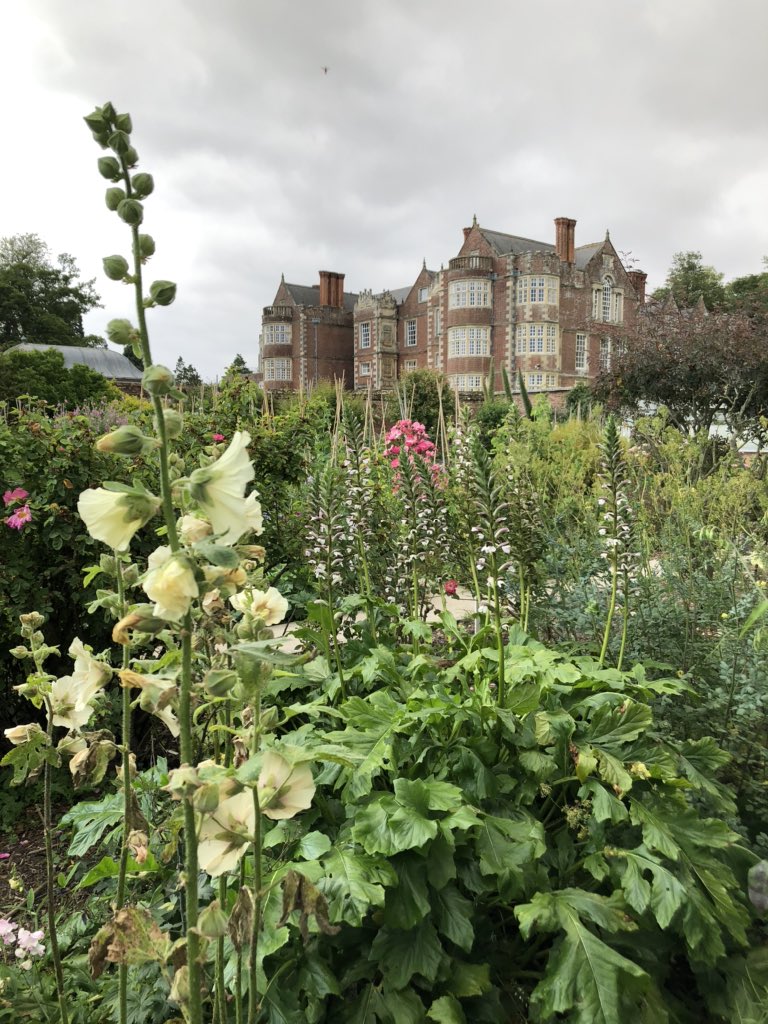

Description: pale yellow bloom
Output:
[143,547,199,621]
[178,514,213,545]
[4,723,44,745]
[189,431,255,544]
[50,676,96,731]
[229,586,288,626]
[77,487,160,551]
[198,790,254,877]
[243,492,264,536]
[68,638,111,703]
[257,751,315,821]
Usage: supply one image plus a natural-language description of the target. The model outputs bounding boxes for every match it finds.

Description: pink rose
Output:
[3,488,29,506]
[444,579,458,596]
[5,505,32,530]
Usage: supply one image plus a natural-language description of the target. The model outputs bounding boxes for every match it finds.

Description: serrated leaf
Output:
[379,986,426,1024]
[476,814,545,886]
[579,779,629,823]
[370,919,444,990]
[384,855,431,930]
[60,793,124,857]
[448,961,491,998]
[427,994,465,1023]
[432,884,474,952]
[320,846,396,926]
[354,796,438,856]
[609,847,685,928]
[582,700,652,749]
[296,830,332,860]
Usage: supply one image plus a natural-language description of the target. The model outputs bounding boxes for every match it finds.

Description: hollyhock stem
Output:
[115,559,134,1024]
[247,696,263,1024]
[42,696,69,1024]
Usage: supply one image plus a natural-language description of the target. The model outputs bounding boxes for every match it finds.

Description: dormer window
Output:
[592,276,624,323]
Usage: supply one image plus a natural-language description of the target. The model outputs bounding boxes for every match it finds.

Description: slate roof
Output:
[5,344,143,380]
[574,243,603,269]
[283,283,358,312]
[480,229,556,256]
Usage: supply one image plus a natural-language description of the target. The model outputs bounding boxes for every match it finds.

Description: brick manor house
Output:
[258,216,647,397]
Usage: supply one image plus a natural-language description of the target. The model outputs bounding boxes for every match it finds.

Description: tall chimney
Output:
[554,217,576,263]
[334,272,345,309]
[319,270,332,306]
[628,270,647,304]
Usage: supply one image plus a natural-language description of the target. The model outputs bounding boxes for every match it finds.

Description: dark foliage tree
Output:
[174,356,203,389]
[727,259,768,317]
[0,348,118,407]
[593,307,768,437]
[0,233,102,352]
[386,369,455,437]
[224,353,251,378]
[652,250,726,311]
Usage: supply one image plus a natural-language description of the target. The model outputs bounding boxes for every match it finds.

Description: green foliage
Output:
[0,234,102,352]
[653,250,726,311]
[388,369,454,437]
[0,348,120,407]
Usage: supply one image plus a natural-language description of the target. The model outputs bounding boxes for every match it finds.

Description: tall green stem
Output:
[115,559,134,1024]
[43,698,69,1024]
[248,698,263,1024]
[599,554,619,668]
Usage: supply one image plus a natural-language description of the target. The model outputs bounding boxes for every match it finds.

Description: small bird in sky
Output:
[321,66,329,74]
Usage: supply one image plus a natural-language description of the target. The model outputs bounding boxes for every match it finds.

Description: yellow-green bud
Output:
[142,364,174,396]
[84,108,108,134]
[114,112,132,134]
[159,408,183,438]
[117,198,144,226]
[148,280,177,306]
[19,612,45,629]
[138,234,156,260]
[99,554,118,575]
[108,130,131,157]
[169,966,190,1009]
[106,318,137,347]
[100,101,117,122]
[131,173,154,198]
[195,901,229,939]
[96,424,159,456]
[105,187,125,211]
[9,645,29,660]
[260,706,279,732]
[124,146,139,168]
[97,156,121,180]
[103,255,130,281]
[203,669,238,697]
[192,783,221,814]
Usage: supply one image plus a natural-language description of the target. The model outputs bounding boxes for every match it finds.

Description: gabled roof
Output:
[388,286,412,303]
[574,243,603,269]
[4,343,143,379]
[479,228,556,256]
[283,282,358,312]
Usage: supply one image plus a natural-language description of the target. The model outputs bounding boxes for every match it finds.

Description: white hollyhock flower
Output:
[78,487,160,551]
[229,586,288,626]
[68,638,111,703]
[243,492,264,536]
[189,431,255,544]
[177,514,213,545]
[4,723,44,745]
[142,546,199,621]
[257,751,315,820]
[50,676,96,731]
[198,790,255,877]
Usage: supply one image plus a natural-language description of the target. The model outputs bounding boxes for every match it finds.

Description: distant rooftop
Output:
[283,282,358,312]
[5,344,143,380]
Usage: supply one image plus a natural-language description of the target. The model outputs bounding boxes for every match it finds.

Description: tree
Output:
[727,258,768,317]
[386,369,454,437]
[0,233,102,352]
[593,306,768,437]
[174,356,203,390]
[224,353,251,378]
[652,251,726,311]
[0,348,119,407]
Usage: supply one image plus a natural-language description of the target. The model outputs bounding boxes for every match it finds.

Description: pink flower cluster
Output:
[0,918,45,969]
[3,487,31,531]
[384,420,436,470]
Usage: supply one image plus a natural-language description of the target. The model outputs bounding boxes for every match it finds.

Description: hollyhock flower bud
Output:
[97,156,121,180]
[148,280,177,307]
[124,145,139,168]
[138,234,156,260]
[112,605,168,644]
[142,364,174,396]
[131,172,154,198]
[195,900,229,938]
[108,129,131,157]
[102,255,129,281]
[203,669,238,697]
[178,514,212,545]
[159,408,183,439]
[96,424,159,456]
[78,486,160,551]
[114,112,132,134]
[117,198,144,226]
[106,318,136,347]
[105,187,125,211]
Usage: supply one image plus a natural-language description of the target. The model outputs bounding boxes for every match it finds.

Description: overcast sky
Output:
[2,0,766,380]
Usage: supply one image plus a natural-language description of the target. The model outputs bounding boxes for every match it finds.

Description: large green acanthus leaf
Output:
[353,796,438,856]
[319,845,396,926]
[326,691,406,799]
[476,813,545,889]
[431,883,475,952]
[384,854,431,930]
[427,994,465,1023]
[370,919,445,990]
[608,847,686,928]
[579,700,652,750]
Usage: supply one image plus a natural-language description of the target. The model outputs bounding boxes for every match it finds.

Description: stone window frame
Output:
[575,332,588,373]
[517,275,558,305]
[264,357,292,381]
[264,323,291,345]
[448,325,490,357]
[405,319,417,347]
[359,322,371,349]
[448,279,492,309]
[359,360,372,377]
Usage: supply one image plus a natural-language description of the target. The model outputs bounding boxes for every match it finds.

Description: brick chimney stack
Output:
[318,270,345,308]
[628,270,647,304]
[554,217,576,264]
